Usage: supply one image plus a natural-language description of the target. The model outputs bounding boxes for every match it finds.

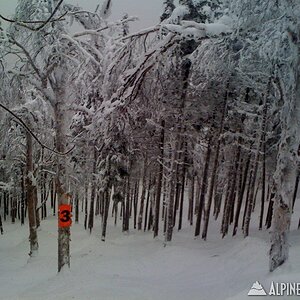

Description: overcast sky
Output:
[0,0,163,31]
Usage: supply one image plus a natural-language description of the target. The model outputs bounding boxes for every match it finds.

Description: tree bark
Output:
[26,131,39,257]
[84,183,88,230]
[292,171,300,211]
[233,153,251,236]
[259,135,266,230]
[178,143,187,231]
[188,176,194,225]
[266,192,274,229]
[54,99,70,272]
[0,214,3,235]
[202,91,227,240]
[101,157,111,242]
[244,94,268,237]
[133,181,139,229]
[138,158,147,230]
[21,168,25,225]
[222,145,241,238]
[195,136,212,237]
[75,192,79,223]
[88,147,97,233]
[270,66,300,271]
[144,178,151,232]
[165,138,178,243]
[153,119,165,237]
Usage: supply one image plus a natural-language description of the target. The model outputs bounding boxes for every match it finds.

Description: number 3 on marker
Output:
[60,210,71,222]
[58,204,72,228]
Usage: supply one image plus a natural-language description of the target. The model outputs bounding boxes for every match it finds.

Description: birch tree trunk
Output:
[54,98,70,272]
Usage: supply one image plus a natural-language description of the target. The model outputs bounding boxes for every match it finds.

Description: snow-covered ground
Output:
[1,201,300,300]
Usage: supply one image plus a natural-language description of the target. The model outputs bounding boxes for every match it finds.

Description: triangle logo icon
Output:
[248,281,267,296]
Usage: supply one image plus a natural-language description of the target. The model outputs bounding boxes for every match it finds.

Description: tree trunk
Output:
[270,199,290,272]
[233,153,251,236]
[88,147,97,233]
[26,131,39,257]
[144,179,151,232]
[147,192,154,231]
[114,201,118,226]
[222,145,241,238]
[53,181,57,216]
[101,188,111,241]
[3,192,8,221]
[84,183,88,230]
[165,138,179,243]
[244,94,268,237]
[259,136,266,230]
[195,136,212,237]
[54,100,70,272]
[21,168,25,225]
[173,161,181,227]
[202,91,227,240]
[178,144,187,231]
[133,181,139,229]
[123,177,130,232]
[138,159,147,230]
[195,176,201,215]
[292,171,300,211]
[35,188,40,228]
[75,192,79,223]
[153,119,165,238]
[266,192,275,229]
[188,176,195,225]
[0,214,3,235]
[213,173,223,220]
[270,67,300,271]
[101,157,111,242]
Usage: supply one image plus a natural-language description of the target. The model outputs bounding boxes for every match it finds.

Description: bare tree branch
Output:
[0,103,75,156]
[9,37,43,81]
[35,0,65,31]
[0,0,66,32]
[0,13,66,25]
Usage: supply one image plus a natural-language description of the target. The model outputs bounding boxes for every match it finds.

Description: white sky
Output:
[0,0,163,31]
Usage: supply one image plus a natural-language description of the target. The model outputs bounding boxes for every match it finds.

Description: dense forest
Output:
[0,0,299,282]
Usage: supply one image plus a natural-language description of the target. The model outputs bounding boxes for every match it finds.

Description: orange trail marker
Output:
[58,204,72,228]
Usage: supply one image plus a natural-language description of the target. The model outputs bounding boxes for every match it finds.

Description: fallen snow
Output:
[0,198,300,300]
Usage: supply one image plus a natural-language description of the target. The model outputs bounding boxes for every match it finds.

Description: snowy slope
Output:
[1,201,300,300]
